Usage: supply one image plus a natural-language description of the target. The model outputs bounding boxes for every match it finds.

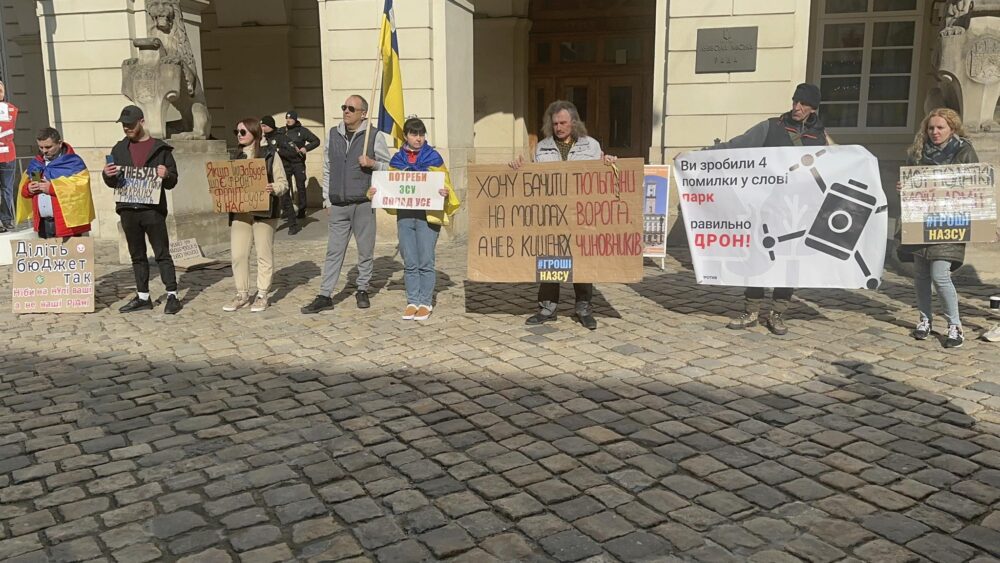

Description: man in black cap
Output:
[101,105,182,314]
[261,115,304,234]
[279,110,320,221]
[708,83,829,336]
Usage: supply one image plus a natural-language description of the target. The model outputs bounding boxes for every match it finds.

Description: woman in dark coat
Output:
[897,108,977,348]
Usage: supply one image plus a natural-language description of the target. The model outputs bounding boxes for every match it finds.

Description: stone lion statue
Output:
[943,0,1000,35]
[122,0,211,140]
[926,0,1000,131]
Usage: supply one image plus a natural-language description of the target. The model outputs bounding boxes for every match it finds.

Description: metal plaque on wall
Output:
[695,27,758,74]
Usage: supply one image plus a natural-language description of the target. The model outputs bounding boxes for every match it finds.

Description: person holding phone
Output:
[16,127,94,239]
[102,105,182,315]
[223,118,289,313]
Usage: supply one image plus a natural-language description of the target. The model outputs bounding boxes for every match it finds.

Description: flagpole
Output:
[363,0,385,156]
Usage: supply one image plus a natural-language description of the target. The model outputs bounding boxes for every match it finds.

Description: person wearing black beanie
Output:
[706,83,831,337]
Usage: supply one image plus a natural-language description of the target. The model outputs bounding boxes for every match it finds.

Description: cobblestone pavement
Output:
[2,233,1000,563]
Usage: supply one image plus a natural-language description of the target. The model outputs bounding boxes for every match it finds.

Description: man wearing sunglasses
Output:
[101,105,182,315]
[302,95,390,314]
[280,110,320,221]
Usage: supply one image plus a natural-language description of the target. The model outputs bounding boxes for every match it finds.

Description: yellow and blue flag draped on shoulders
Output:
[16,148,95,229]
[378,0,405,146]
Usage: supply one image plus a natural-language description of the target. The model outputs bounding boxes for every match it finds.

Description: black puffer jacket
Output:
[897,139,978,271]
[102,137,179,215]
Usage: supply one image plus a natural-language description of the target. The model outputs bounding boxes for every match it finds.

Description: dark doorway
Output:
[528,0,656,160]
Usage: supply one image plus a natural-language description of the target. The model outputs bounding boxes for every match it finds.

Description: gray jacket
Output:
[322,119,391,206]
[535,135,603,162]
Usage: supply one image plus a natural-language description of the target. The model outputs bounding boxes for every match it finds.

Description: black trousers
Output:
[537,283,594,315]
[120,209,177,293]
[37,217,57,239]
[282,162,308,218]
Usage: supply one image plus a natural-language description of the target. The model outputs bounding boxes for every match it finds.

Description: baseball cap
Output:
[285,110,298,120]
[117,105,144,124]
[983,324,1000,342]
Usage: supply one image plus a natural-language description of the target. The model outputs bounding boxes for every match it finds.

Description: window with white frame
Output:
[814,0,923,131]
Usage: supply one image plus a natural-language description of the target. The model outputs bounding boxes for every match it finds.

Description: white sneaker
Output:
[223,292,251,312]
[250,294,268,312]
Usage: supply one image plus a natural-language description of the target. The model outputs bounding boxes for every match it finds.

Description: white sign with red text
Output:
[371,171,445,210]
[674,145,887,289]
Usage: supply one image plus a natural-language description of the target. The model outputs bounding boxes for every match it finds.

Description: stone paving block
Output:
[907,532,977,563]
[574,510,636,542]
[538,529,603,562]
[481,532,541,561]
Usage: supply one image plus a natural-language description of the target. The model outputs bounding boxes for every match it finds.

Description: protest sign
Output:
[643,165,671,267]
[114,166,162,205]
[205,159,270,213]
[11,237,95,313]
[674,145,887,289]
[169,238,219,271]
[467,158,645,283]
[899,163,997,244]
[371,171,445,210]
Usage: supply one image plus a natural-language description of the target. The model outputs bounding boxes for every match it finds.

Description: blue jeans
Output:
[397,211,440,306]
[914,255,961,327]
[0,160,16,225]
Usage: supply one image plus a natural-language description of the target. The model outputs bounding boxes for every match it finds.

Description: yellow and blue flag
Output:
[16,147,95,230]
[378,0,405,146]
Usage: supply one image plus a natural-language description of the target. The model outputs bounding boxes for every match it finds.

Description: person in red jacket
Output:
[18,128,94,239]
[0,80,19,232]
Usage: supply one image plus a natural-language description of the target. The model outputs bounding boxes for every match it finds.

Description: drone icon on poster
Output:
[760,150,888,290]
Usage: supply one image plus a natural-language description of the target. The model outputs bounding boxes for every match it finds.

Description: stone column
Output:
[316,0,475,240]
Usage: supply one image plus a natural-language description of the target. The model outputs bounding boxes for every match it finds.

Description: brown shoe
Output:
[414,305,432,321]
[402,304,418,320]
[727,311,758,330]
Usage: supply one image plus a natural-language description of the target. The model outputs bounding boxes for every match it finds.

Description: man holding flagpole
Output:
[302,0,404,315]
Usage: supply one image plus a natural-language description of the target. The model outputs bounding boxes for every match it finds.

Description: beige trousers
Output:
[230,214,277,295]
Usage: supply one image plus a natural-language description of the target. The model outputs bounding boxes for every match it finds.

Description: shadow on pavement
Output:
[3,346,998,562]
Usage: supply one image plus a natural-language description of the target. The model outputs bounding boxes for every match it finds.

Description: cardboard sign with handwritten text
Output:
[11,238,95,314]
[467,158,645,283]
[114,166,162,205]
[205,159,270,213]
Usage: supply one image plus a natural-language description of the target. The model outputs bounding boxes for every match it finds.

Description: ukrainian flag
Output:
[16,151,95,229]
[378,0,405,146]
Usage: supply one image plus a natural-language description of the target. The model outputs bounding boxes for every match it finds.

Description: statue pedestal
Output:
[0,228,43,266]
[117,139,231,263]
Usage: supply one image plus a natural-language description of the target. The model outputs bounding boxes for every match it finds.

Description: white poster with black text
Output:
[674,145,887,289]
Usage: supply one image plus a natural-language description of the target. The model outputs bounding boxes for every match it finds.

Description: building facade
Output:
[0,1,968,242]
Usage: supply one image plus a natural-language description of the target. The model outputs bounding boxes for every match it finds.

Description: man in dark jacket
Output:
[101,105,182,315]
[301,95,390,314]
[262,115,303,234]
[280,110,321,220]
[710,83,830,336]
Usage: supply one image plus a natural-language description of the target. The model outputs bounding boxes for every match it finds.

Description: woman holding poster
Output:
[224,118,289,313]
[369,117,459,321]
[897,108,978,349]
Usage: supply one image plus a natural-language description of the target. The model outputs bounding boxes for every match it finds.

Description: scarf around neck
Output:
[389,143,443,171]
[922,135,962,165]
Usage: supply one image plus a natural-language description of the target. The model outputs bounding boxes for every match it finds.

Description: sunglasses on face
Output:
[122,122,139,131]
[234,128,250,137]
[341,105,360,113]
